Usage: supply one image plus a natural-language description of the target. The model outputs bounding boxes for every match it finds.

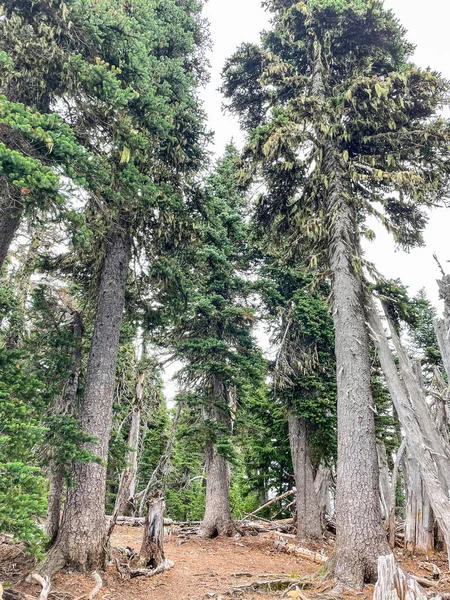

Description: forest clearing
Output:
[2,0,450,598]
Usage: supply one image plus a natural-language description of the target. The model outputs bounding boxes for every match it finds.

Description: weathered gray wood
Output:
[139,497,166,568]
[288,412,322,540]
[374,554,427,600]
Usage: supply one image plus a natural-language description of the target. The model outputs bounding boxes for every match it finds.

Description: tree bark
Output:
[314,463,334,528]
[310,41,388,586]
[45,308,84,546]
[373,554,427,600]
[198,381,235,538]
[403,452,435,555]
[42,226,131,574]
[114,371,144,517]
[368,301,450,567]
[288,412,322,541]
[388,439,406,549]
[324,145,389,588]
[0,182,23,271]
[377,442,392,525]
[139,497,166,568]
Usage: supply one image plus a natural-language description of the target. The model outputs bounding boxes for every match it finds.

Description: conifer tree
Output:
[223,0,450,588]
[167,145,264,537]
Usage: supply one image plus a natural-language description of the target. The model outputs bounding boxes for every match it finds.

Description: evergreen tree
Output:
[223,0,450,587]
[166,145,265,537]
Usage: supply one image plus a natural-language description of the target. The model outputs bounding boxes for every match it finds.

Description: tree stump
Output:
[374,554,427,600]
[139,496,166,568]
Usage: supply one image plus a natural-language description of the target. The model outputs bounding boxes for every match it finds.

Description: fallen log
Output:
[240,490,296,522]
[106,515,200,528]
[273,538,327,564]
[228,577,308,594]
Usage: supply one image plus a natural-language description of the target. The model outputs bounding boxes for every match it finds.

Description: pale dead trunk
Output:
[139,497,166,568]
[288,412,322,540]
[42,227,131,574]
[374,554,427,600]
[114,371,144,517]
[377,442,392,524]
[388,439,406,549]
[403,452,435,555]
[368,302,450,566]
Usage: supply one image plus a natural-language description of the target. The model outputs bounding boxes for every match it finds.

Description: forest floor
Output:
[2,526,450,600]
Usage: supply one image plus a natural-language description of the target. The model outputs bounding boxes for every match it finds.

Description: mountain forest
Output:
[1,0,450,599]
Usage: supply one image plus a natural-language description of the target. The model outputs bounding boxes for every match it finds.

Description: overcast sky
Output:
[200,0,450,309]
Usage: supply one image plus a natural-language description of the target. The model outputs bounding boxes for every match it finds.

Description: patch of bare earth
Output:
[3,527,450,600]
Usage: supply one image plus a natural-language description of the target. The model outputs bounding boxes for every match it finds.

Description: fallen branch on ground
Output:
[273,538,327,564]
[240,490,296,522]
[227,577,309,594]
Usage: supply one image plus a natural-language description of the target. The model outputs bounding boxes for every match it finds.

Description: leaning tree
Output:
[223,0,450,588]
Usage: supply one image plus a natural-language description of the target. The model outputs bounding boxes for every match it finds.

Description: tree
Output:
[166,145,265,537]
[223,0,450,588]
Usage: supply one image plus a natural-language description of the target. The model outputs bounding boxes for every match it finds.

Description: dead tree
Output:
[139,496,166,568]
[369,300,450,566]
[114,370,145,517]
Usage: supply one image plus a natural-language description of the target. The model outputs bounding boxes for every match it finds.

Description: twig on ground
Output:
[30,575,51,600]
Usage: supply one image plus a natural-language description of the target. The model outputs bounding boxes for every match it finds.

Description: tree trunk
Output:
[373,554,427,600]
[324,144,389,588]
[45,309,84,546]
[388,439,406,549]
[403,453,435,555]
[368,302,450,567]
[139,497,166,568]
[114,371,144,517]
[43,226,131,574]
[377,442,392,525]
[198,379,235,539]
[288,412,322,541]
[0,183,23,271]
[314,463,334,528]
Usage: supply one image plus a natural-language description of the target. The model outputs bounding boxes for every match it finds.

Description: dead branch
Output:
[240,490,296,522]
[227,577,308,594]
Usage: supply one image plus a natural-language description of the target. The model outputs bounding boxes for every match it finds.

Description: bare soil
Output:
[2,526,450,600]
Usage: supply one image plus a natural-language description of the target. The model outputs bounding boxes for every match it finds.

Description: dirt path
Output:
[4,526,450,600]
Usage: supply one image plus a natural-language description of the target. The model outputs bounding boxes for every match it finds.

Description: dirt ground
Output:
[3,526,450,600]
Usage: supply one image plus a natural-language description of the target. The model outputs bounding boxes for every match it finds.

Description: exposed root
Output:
[129,558,174,579]
[30,575,51,600]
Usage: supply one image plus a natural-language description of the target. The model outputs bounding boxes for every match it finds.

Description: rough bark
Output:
[198,379,235,539]
[114,371,144,517]
[288,412,322,541]
[0,182,24,270]
[314,463,334,528]
[42,226,131,574]
[324,144,389,588]
[45,309,84,546]
[139,497,166,568]
[310,43,388,587]
[368,302,450,566]
[403,453,435,555]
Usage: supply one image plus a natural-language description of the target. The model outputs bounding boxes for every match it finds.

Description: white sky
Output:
[200,0,450,309]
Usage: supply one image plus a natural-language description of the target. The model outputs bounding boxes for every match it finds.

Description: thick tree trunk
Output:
[403,453,435,555]
[43,227,131,574]
[114,371,144,517]
[288,412,322,541]
[45,309,84,546]
[368,302,450,566]
[199,380,235,539]
[198,439,234,538]
[324,145,389,588]
[373,554,427,600]
[0,183,23,270]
